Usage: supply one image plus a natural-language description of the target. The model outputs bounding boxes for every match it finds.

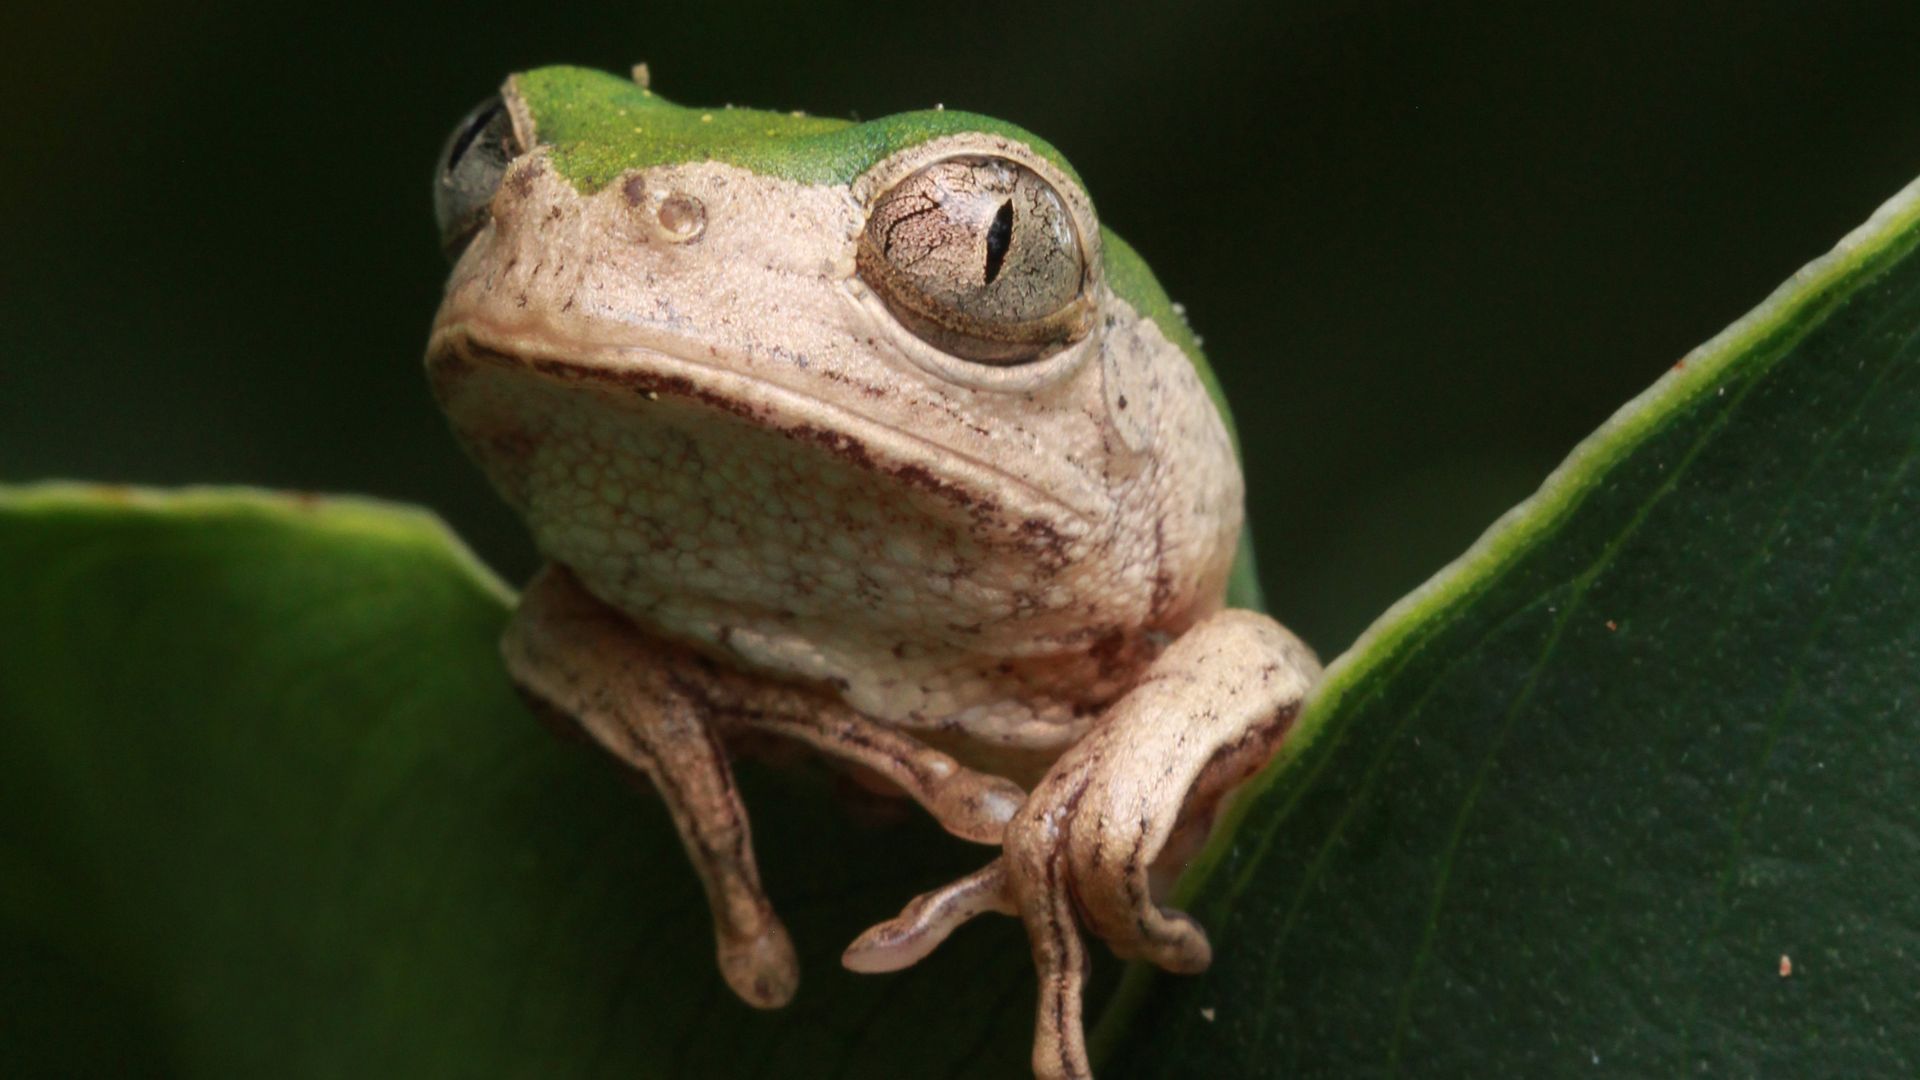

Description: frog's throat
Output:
[427,318,1098,526]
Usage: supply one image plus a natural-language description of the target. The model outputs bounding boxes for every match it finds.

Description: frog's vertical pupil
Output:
[983,201,1014,284]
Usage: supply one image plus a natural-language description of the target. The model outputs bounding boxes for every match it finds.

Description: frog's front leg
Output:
[504,565,1029,1010]
[845,610,1320,1080]
[503,565,799,1008]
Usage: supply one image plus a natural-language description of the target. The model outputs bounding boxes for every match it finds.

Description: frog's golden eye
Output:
[857,156,1093,365]
[434,94,523,262]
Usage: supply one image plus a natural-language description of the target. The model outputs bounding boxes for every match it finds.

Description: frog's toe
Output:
[1084,886,1213,973]
[717,918,799,1008]
[1001,841,1093,1080]
[1047,789,1217,975]
[928,774,1026,844]
[842,859,1013,973]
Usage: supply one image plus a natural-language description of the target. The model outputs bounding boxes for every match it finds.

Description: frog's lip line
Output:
[430,319,1098,525]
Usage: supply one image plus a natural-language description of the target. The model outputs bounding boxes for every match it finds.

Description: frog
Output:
[426,63,1320,1080]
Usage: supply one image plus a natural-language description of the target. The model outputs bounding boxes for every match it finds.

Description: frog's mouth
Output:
[426,317,1097,526]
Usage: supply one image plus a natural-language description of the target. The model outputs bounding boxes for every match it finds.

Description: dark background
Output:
[6,2,1918,654]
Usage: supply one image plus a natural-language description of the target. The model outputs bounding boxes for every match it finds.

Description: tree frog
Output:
[427,64,1319,1080]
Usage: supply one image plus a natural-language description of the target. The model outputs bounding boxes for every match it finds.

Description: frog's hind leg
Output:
[503,565,798,1009]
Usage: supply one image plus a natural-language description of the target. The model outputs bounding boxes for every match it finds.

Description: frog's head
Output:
[425,66,1242,708]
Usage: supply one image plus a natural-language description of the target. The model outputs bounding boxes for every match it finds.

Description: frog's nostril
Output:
[656,193,707,243]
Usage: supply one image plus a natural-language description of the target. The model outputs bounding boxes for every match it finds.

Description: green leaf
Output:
[1104,180,1920,1074]
[0,488,1035,1077]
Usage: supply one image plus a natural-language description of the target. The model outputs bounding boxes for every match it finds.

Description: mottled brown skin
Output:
[428,72,1320,1080]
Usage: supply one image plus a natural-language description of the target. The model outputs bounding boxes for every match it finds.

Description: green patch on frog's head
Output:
[508,65,1084,192]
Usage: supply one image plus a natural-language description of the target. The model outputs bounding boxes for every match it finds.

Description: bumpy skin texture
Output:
[427,67,1321,1080]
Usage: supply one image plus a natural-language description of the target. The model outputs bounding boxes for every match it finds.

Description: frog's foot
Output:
[504,566,798,1008]
[845,610,1320,1080]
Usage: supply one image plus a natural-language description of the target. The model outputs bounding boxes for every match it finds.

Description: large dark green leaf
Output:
[0,489,1036,1077]
[1105,181,1920,1075]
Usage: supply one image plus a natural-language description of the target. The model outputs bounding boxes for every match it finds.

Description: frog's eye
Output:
[857,156,1092,365]
[434,94,523,262]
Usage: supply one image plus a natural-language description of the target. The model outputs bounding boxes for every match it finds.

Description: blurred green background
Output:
[5,2,1918,654]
